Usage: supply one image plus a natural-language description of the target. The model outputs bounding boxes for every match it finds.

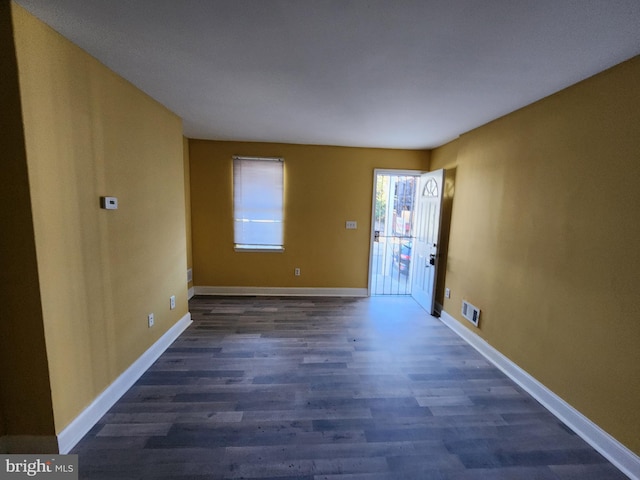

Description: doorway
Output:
[368,171,420,295]
[368,169,446,315]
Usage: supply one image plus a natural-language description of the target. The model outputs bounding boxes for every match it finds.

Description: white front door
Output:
[411,169,445,314]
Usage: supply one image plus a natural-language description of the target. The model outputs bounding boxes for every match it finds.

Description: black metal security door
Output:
[370,173,419,295]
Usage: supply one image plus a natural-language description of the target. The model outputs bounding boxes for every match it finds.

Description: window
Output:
[233,156,284,251]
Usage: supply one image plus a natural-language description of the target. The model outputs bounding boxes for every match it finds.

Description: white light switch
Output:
[100,196,118,210]
[346,221,357,230]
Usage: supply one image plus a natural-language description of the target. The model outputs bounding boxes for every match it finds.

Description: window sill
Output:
[234,245,285,253]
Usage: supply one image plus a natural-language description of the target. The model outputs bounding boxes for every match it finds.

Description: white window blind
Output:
[233,156,284,251]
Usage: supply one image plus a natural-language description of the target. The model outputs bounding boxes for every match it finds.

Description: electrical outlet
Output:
[294,267,301,276]
[147,313,154,328]
[445,288,451,299]
[170,295,176,310]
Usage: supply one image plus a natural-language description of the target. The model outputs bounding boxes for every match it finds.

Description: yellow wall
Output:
[0,0,55,445]
[190,140,429,289]
[431,56,640,455]
[12,3,188,434]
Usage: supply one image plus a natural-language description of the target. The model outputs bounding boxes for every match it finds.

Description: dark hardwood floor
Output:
[72,296,627,479]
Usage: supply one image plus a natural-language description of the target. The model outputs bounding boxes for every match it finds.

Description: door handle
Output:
[429,254,436,266]
[374,231,380,242]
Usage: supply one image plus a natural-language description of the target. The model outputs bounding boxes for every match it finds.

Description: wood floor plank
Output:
[71,296,627,479]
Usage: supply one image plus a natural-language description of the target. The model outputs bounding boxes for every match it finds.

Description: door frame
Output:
[368,168,425,296]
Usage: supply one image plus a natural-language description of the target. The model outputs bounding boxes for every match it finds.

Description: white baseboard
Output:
[0,435,59,454]
[439,310,640,480]
[187,286,195,299]
[57,312,192,454]
[194,286,368,297]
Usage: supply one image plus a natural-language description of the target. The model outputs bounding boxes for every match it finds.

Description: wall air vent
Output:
[461,300,480,327]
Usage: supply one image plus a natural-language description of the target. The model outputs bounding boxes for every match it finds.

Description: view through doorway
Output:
[369,171,420,295]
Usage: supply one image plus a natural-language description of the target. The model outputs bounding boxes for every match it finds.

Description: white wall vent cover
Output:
[462,300,480,327]
[187,268,193,283]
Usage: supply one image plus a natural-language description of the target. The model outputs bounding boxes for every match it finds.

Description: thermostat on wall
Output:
[100,196,118,210]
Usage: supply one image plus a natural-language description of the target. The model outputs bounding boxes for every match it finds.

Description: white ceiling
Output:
[15,0,640,149]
